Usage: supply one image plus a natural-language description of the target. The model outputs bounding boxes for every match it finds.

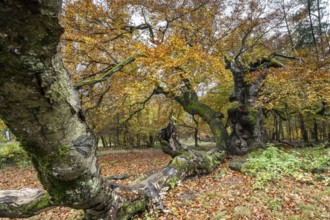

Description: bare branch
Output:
[269,53,304,64]
[84,81,112,113]
[124,89,157,124]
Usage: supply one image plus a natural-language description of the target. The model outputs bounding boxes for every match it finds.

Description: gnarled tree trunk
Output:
[225,57,284,154]
[225,53,302,154]
[0,1,225,219]
[225,63,264,154]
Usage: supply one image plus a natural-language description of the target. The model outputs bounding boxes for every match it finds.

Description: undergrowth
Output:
[0,142,30,169]
[244,143,330,189]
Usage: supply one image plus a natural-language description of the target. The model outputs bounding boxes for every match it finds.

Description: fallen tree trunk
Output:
[0,189,54,218]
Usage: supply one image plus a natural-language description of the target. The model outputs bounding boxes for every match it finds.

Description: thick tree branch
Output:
[76,23,156,44]
[269,52,304,64]
[225,52,303,74]
[155,84,227,150]
[81,64,116,80]
[131,148,225,211]
[74,56,136,89]
[0,119,226,220]
[115,23,155,42]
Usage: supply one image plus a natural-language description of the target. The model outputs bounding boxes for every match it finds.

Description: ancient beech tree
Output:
[224,54,300,155]
[0,1,225,219]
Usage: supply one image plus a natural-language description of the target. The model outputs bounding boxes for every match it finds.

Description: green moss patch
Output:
[0,142,30,169]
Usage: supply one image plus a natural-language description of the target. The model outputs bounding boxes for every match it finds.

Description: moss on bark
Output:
[116,196,148,220]
[228,101,241,112]
[22,193,54,215]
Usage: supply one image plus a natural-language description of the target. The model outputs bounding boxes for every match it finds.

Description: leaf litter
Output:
[0,149,329,220]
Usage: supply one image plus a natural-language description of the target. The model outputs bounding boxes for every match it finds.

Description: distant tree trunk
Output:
[147,134,155,147]
[115,114,121,147]
[136,133,141,147]
[322,121,329,141]
[279,118,284,140]
[299,114,309,142]
[287,117,292,142]
[101,136,108,147]
[123,126,129,147]
[273,115,279,141]
[108,134,112,147]
[294,116,299,140]
[95,136,100,148]
[192,116,199,147]
[316,0,325,56]
[312,119,319,142]
[3,129,12,142]
[136,113,141,147]
[281,0,295,52]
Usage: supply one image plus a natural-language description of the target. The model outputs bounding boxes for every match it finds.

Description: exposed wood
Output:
[0,189,54,218]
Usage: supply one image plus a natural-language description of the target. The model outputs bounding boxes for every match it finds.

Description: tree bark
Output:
[0,1,226,219]
[0,189,54,218]
[225,52,302,154]
[312,119,319,142]
[299,113,309,142]
[101,136,108,147]
[225,59,269,154]
[192,116,199,147]
[0,1,115,218]
[158,116,188,157]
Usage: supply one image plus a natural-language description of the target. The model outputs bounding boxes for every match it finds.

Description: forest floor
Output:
[0,148,329,220]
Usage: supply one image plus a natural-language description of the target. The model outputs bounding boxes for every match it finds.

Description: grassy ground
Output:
[0,145,329,220]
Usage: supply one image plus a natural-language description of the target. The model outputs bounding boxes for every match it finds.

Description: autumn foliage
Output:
[58,0,329,146]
